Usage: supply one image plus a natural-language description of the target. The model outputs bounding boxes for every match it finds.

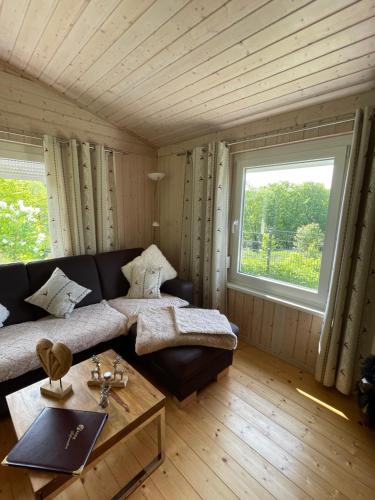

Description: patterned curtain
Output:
[315,108,375,394]
[179,142,229,311]
[43,135,118,257]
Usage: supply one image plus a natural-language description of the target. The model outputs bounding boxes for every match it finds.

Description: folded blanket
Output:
[172,307,233,335]
[108,293,189,329]
[136,307,237,355]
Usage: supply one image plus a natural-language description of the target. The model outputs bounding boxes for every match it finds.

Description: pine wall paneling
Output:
[115,153,154,250]
[0,64,154,155]
[0,65,157,250]
[227,289,323,372]
[157,153,186,270]
[157,90,375,372]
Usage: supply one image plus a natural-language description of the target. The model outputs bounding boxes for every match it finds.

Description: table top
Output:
[5,349,166,495]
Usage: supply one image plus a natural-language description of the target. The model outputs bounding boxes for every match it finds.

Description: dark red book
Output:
[2,407,107,475]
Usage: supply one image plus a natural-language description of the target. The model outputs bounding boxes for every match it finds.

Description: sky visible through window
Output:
[245,160,334,189]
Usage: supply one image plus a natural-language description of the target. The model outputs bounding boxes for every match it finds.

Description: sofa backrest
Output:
[0,249,144,325]
[0,263,35,326]
[27,255,103,319]
[94,248,143,300]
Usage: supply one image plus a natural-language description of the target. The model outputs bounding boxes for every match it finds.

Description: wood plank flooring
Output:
[1,343,374,499]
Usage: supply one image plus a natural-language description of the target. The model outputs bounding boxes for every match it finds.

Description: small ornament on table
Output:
[87,354,128,388]
[36,339,73,400]
[99,371,112,409]
[91,355,101,381]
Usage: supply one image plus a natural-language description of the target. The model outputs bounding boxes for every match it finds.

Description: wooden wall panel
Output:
[227,289,322,373]
[0,65,157,251]
[0,64,155,155]
[115,154,155,250]
[157,153,186,270]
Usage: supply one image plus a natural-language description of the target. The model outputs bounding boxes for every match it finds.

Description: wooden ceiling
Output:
[0,0,374,147]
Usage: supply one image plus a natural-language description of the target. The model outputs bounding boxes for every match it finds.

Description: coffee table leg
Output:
[111,408,166,500]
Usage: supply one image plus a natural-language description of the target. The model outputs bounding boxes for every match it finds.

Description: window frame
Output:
[229,135,352,312]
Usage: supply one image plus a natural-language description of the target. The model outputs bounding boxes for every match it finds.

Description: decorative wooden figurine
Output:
[87,354,128,388]
[36,338,73,399]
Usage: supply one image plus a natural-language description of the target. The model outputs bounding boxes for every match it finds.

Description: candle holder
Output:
[87,354,128,388]
[99,371,112,409]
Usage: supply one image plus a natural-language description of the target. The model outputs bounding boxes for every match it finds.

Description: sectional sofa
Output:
[0,248,238,417]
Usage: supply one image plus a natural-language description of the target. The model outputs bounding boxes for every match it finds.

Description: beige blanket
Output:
[172,307,233,335]
[136,307,237,355]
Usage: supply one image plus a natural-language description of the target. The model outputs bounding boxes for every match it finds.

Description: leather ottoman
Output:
[119,321,239,406]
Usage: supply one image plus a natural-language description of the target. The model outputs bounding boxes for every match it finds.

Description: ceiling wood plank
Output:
[88,0,305,115]
[0,0,373,146]
[96,0,356,120]
[131,26,375,135]
[54,0,155,94]
[88,0,273,115]
[25,0,90,78]
[0,0,30,62]
[117,2,374,128]
[40,0,121,85]
[149,55,375,143]
[69,0,191,104]
[61,0,224,99]
[152,65,375,145]
[9,0,59,71]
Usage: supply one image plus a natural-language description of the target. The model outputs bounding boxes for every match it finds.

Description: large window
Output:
[229,137,351,311]
[0,151,51,264]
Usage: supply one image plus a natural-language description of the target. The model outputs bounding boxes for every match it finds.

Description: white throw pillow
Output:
[25,267,91,318]
[122,245,177,285]
[0,303,9,327]
[126,264,162,299]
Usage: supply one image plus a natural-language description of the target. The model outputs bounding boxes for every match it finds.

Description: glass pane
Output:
[240,159,334,290]
[0,176,51,263]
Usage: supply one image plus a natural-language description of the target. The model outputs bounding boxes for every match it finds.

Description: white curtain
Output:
[43,135,118,257]
[179,142,229,311]
[316,108,375,394]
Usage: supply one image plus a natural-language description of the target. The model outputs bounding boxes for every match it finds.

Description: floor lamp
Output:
[148,172,165,245]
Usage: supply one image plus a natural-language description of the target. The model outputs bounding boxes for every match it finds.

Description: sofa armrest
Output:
[161,277,193,303]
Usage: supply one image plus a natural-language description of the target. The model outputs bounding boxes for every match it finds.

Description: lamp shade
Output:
[148,172,165,181]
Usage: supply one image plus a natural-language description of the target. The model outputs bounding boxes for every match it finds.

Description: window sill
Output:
[227,282,325,318]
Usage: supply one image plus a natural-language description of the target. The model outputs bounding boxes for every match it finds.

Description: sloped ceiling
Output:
[0,0,374,147]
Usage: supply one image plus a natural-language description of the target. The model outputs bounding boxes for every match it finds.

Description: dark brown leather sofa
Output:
[0,249,238,417]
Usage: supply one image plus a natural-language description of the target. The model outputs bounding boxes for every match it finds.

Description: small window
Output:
[0,156,51,263]
[229,137,351,311]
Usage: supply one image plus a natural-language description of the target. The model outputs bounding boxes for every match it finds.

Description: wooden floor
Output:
[1,343,375,499]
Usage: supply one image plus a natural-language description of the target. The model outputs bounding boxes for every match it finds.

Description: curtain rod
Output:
[225,117,355,146]
[159,116,355,157]
[0,129,128,155]
[229,130,353,156]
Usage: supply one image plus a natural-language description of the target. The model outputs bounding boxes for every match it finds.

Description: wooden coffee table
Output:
[4,350,166,499]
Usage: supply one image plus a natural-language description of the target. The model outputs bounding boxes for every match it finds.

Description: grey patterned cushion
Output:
[0,303,9,327]
[25,267,91,318]
[126,264,162,299]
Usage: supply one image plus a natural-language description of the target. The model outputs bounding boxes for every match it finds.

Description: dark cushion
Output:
[26,255,102,319]
[161,277,193,303]
[0,263,35,325]
[94,248,143,299]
